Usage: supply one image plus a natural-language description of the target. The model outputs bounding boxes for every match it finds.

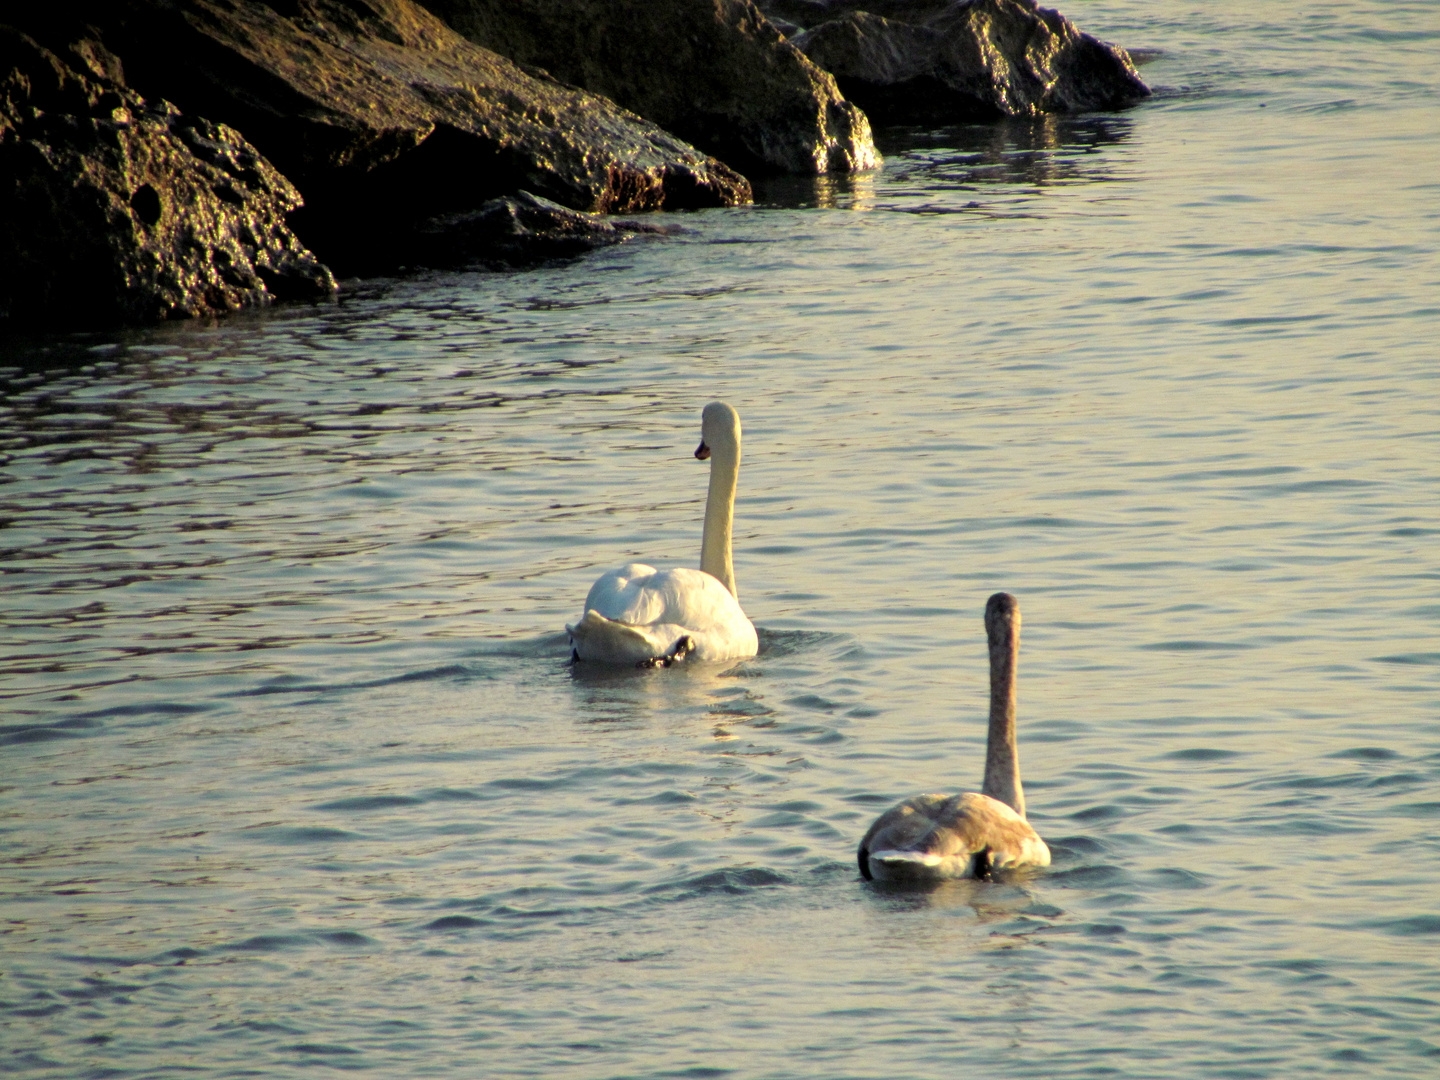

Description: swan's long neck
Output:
[699,439,740,598]
[982,593,1026,817]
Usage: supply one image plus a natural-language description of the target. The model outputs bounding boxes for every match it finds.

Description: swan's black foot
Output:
[637,635,694,669]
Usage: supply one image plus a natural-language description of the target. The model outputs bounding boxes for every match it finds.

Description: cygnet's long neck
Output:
[981,592,1026,817]
[699,437,740,598]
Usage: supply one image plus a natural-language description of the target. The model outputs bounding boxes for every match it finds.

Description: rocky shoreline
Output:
[1,0,1148,329]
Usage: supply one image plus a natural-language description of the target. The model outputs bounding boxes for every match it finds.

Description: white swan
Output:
[567,401,759,667]
[858,592,1050,882]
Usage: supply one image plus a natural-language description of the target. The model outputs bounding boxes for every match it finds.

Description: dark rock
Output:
[17,1,751,273]
[0,26,335,328]
[759,0,1150,124]
[416,0,880,175]
[408,190,686,268]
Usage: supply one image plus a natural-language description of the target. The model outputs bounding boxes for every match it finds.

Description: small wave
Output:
[1248,772,1367,791]
[1167,464,1298,481]
[424,915,491,931]
[1069,803,1127,822]
[646,867,790,900]
[226,934,310,952]
[615,950,670,963]
[783,693,843,713]
[1157,747,1240,761]
[1045,864,1132,889]
[1155,823,1215,842]
[311,794,424,812]
[1265,817,1369,836]
[284,1043,361,1056]
[485,762,700,796]
[613,789,698,806]
[1364,915,1440,937]
[223,1020,304,1036]
[467,632,571,659]
[422,787,486,802]
[56,953,148,968]
[1141,867,1210,890]
[0,717,101,745]
[1328,747,1400,761]
[1373,652,1440,667]
[237,825,361,844]
[1046,835,1107,857]
[1250,478,1380,495]
[46,977,143,1001]
[75,701,214,719]
[1139,639,1255,652]
[754,627,850,658]
[1289,97,1359,113]
[225,930,376,952]
[228,663,479,698]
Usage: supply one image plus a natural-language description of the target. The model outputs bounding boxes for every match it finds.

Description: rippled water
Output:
[3,2,1439,1076]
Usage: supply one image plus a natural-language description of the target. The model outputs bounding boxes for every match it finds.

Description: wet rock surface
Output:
[759,0,1149,124]
[0,27,335,328]
[420,0,880,175]
[11,1,750,276]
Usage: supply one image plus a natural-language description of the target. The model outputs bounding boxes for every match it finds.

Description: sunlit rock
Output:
[12,0,751,274]
[417,0,880,174]
[760,0,1150,124]
[0,27,335,328]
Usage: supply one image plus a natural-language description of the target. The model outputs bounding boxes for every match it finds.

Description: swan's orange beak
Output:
[695,440,710,460]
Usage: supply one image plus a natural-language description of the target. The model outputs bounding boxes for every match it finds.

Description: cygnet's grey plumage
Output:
[858,592,1050,882]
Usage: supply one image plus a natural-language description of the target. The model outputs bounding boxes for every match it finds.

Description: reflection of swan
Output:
[859,593,1050,882]
[567,402,759,667]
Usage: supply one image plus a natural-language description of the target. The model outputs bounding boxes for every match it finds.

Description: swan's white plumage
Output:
[567,402,758,666]
[567,563,758,664]
[859,593,1049,883]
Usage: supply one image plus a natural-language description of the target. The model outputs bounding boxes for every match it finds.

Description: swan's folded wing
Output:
[582,563,664,623]
[566,609,675,665]
[586,566,728,625]
[941,792,1050,870]
[861,794,988,859]
[860,792,1049,880]
[577,565,757,662]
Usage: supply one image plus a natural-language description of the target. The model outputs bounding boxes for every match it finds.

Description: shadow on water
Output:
[753,114,1137,211]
